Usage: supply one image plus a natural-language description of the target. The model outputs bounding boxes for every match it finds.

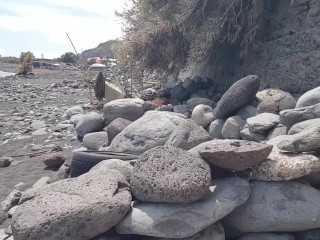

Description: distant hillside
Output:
[81,40,119,60]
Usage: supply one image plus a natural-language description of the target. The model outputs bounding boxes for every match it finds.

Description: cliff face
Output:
[235,0,320,93]
[180,0,320,94]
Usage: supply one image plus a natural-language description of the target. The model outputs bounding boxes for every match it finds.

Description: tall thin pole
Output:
[66,33,79,56]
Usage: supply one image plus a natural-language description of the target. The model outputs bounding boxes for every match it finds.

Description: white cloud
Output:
[0,0,129,57]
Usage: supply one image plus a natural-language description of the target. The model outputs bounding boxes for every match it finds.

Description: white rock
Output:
[191,104,215,128]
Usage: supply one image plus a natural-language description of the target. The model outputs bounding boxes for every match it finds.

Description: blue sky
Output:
[0,0,128,58]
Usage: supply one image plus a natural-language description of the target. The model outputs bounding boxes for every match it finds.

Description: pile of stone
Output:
[3,75,320,239]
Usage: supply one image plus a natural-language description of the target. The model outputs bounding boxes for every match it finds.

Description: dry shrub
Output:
[116,0,269,82]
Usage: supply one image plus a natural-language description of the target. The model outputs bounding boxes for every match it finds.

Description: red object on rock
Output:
[152,97,169,106]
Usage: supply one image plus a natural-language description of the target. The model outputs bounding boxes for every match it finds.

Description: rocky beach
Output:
[1,65,320,239]
[0,64,87,204]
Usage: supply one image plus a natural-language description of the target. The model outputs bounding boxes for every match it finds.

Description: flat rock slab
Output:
[278,126,320,153]
[165,119,211,150]
[214,75,260,119]
[247,113,280,132]
[241,151,320,181]
[117,177,250,238]
[108,111,185,155]
[288,118,320,135]
[131,146,211,203]
[223,181,320,237]
[280,103,320,128]
[189,140,272,171]
[12,169,132,240]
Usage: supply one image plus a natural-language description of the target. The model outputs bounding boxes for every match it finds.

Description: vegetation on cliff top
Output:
[116,0,272,79]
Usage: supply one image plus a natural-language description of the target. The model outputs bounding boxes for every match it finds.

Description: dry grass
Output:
[116,0,268,84]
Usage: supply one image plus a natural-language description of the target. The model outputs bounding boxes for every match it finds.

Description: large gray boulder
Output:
[280,103,320,128]
[189,140,272,171]
[256,89,296,114]
[103,98,145,123]
[191,104,215,128]
[76,112,105,138]
[222,116,246,139]
[131,146,211,203]
[165,119,211,150]
[108,111,185,154]
[239,233,294,240]
[12,169,132,240]
[83,131,109,150]
[278,126,320,153]
[247,113,280,132]
[296,86,320,108]
[106,118,132,142]
[242,150,320,181]
[208,119,226,139]
[214,75,260,119]
[117,177,251,238]
[288,118,320,135]
[223,181,320,237]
